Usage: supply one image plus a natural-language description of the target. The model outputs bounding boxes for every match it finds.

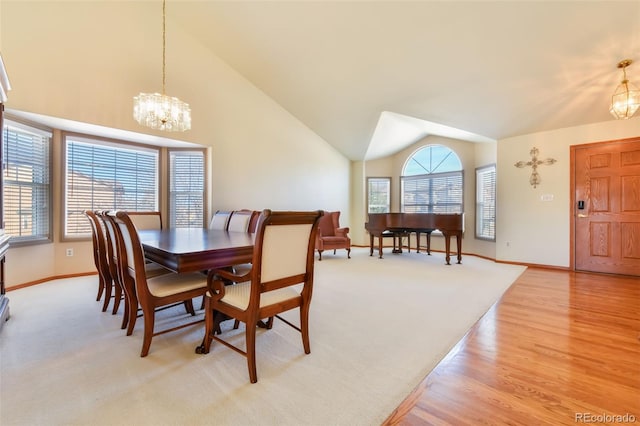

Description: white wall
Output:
[497,117,640,267]
[1,1,350,286]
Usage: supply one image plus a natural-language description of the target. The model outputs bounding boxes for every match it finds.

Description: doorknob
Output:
[578,213,588,218]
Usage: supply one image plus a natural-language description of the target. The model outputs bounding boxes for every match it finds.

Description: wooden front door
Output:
[573,138,640,276]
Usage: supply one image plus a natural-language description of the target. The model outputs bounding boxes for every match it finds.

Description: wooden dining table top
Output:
[138,228,255,273]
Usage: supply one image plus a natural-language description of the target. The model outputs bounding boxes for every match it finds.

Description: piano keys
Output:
[365,213,464,265]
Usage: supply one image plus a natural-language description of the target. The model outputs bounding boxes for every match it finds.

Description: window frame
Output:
[475,163,496,241]
[167,148,207,228]
[367,176,391,214]
[400,145,464,214]
[2,117,52,246]
[62,132,161,240]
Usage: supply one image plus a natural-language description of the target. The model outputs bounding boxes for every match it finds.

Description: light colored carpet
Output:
[0,247,526,426]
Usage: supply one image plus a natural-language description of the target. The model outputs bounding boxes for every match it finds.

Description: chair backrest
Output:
[209,210,232,230]
[227,209,258,233]
[111,211,154,303]
[84,210,111,282]
[126,211,162,230]
[250,210,323,296]
[84,210,101,270]
[317,211,339,237]
[97,211,122,289]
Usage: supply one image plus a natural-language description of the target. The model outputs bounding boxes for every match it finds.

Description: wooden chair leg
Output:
[347,248,351,259]
[126,293,138,336]
[112,282,122,315]
[196,296,214,354]
[96,277,104,302]
[121,296,129,330]
[246,320,258,383]
[101,277,112,312]
[140,308,155,357]
[300,304,311,354]
[183,299,196,316]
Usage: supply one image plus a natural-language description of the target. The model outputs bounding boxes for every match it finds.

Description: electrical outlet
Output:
[66,248,74,257]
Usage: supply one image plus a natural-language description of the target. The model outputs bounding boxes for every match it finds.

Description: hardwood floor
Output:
[383,268,640,425]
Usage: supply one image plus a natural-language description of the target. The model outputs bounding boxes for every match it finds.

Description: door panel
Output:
[575,139,640,276]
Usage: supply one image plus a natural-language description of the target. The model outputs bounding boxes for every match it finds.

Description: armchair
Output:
[315,211,351,260]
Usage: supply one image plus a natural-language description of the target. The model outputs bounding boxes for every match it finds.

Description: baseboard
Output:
[352,244,568,271]
[7,272,98,291]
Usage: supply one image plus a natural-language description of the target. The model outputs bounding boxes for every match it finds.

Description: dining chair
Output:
[209,210,232,230]
[227,209,258,233]
[101,211,172,334]
[94,210,124,316]
[127,211,163,230]
[226,209,260,276]
[111,211,208,356]
[196,209,323,383]
[84,210,114,312]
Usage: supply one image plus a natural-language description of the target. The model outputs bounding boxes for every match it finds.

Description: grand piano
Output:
[365,213,464,265]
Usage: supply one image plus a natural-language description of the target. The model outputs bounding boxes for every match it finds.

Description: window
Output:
[401,145,463,213]
[64,134,159,237]
[169,149,205,228]
[367,177,391,213]
[2,120,51,243]
[476,164,496,241]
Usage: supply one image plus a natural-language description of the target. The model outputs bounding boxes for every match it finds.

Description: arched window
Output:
[401,144,463,213]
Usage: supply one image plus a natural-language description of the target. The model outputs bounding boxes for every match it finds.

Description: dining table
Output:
[138,228,255,273]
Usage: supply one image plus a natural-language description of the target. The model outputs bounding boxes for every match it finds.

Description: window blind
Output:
[65,137,158,236]
[476,165,496,240]
[2,123,51,242]
[401,171,463,213]
[367,177,391,213]
[169,150,204,228]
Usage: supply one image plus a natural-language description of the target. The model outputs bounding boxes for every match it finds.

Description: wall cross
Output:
[514,147,556,188]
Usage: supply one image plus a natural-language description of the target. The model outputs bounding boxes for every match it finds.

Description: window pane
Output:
[367,177,390,213]
[403,144,462,176]
[476,165,496,240]
[65,136,159,236]
[169,150,204,228]
[401,145,463,214]
[2,122,51,242]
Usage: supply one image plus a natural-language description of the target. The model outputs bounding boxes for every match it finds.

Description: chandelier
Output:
[609,59,640,120]
[133,0,191,132]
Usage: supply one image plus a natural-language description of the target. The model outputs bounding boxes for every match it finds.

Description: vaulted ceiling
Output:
[167,1,639,160]
[26,1,640,161]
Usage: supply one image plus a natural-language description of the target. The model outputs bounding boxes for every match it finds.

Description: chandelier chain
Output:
[162,0,166,95]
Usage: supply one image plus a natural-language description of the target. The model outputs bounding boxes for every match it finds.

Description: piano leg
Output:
[378,236,384,259]
[456,234,462,264]
[369,234,374,256]
[444,232,451,265]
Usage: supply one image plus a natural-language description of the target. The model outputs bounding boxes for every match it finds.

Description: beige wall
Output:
[1,1,350,287]
[497,116,640,267]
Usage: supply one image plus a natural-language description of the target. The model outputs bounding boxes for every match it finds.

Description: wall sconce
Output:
[610,59,640,120]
